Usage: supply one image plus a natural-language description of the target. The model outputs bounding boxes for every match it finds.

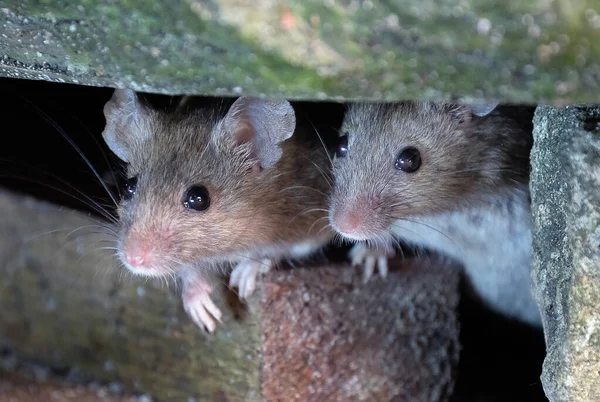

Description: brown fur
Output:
[115,100,333,275]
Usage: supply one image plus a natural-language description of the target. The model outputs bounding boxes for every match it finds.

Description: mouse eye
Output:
[183,185,211,211]
[395,147,421,173]
[123,176,137,200]
[335,133,349,158]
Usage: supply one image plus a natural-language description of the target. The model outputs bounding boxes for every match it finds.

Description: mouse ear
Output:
[469,103,498,117]
[220,96,296,169]
[102,88,152,163]
[445,102,498,123]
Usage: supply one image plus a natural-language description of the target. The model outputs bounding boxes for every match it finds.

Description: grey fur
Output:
[329,101,541,326]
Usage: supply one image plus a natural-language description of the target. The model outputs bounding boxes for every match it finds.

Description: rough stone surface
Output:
[531,105,600,402]
[1,1,600,103]
[261,259,460,402]
[0,375,144,402]
[0,351,150,402]
[0,188,461,402]
[0,189,262,402]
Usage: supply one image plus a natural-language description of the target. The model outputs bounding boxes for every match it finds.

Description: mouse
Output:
[101,89,334,332]
[327,101,541,327]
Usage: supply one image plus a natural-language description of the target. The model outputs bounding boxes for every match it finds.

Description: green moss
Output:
[3,0,600,102]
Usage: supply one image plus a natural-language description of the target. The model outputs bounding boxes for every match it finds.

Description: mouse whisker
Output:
[96,246,120,251]
[288,207,325,224]
[387,220,435,246]
[60,224,115,241]
[392,238,407,261]
[166,273,179,291]
[364,233,389,250]
[277,186,327,198]
[164,273,175,289]
[0,168,119,223]
[315,221,333,239]
[65,112,124,199]
[306,159,333,189]
[330,230,351,248]
[74,241,108,264]
[0,178,116,223]
[91,253,116,282]
[157,274,167,289]
[116,265,127,284]
[59,233,117,256]
[307,215,329,235]
[389,217,459,250]
[308,122,334,168]
[101,259,116,280]
[20,96,120,207]
[23,227,94,243]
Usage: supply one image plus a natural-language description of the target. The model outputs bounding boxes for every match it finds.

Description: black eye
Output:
[335,133,348,158]
[183,185,211,211]
[123,176,137,200]
[395,147,421,173]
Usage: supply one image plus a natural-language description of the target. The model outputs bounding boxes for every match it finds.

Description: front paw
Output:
[349,242,394,283]
[229,258,272,299]
[182,279,222,333]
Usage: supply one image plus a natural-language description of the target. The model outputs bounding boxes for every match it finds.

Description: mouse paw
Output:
[349,242,394,283]
[229,258,272,299]
[182,279,222,333]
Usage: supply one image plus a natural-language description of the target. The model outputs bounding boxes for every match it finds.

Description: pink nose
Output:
[123,239,153,268]
[334,209,364,235]
[126,253,146,267]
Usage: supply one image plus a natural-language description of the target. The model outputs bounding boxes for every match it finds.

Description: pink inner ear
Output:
[232,120,262,172]
[233,120,256,147]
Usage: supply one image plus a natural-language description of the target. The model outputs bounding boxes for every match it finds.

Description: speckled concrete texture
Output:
[531,105,600,402]
[1,1,600,103]
[261,259,460,402]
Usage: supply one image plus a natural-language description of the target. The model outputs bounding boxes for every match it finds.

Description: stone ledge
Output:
[0,189,461,401]
[531,105,600,402]
[1,1,599,103]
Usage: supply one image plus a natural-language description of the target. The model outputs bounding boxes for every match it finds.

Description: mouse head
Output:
[328,101,499,241]
[102,89,295,277]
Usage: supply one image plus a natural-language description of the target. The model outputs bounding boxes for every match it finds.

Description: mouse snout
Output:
[121,230,173,275]
[124,248,148,267]
[123,238,155,268]
[330,196,380,240]
[333,209,366,234]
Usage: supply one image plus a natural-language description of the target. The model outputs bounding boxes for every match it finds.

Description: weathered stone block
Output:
[531,105,600,402]
[0,189,461,401]
[1,1,600,103]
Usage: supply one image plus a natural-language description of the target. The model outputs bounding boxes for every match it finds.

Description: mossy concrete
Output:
[531,105,600,401]
[0,189,263,402]
[1,1,600,103]
[0,188,461,402]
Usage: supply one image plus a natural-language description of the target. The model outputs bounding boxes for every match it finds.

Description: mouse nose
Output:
[123,238,154,268]
[330,196,380,239]
[333,209,365,235]
[126,253,146,267]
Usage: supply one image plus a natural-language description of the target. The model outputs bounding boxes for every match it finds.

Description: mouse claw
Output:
[229,258,272,299]
[182,279,222,333]
[349,242,393,282]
